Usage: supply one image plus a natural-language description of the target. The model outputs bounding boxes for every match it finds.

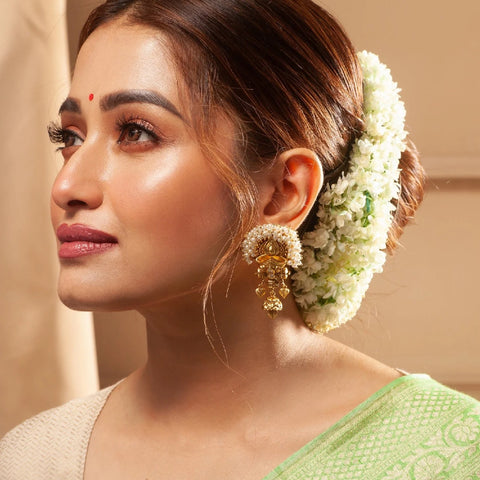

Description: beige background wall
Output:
[0,0,99,437]
[67,1,480,397]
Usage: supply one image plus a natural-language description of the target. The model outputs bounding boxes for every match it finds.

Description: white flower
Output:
[292,51,406,333]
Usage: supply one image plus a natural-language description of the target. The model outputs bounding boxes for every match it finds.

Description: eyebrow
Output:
[58,97,81,114]
[58,89,184,120]
[101,90,183,119]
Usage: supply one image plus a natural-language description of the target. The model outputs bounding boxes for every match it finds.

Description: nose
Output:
[51,146,104,212]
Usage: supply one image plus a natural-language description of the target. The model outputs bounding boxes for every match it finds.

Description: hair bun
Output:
[387,141,425,254]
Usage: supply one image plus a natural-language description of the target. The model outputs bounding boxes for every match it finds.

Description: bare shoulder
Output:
[298,336,403,423]
[330,337,403,392]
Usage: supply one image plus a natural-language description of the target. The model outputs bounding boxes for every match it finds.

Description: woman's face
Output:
[51,21,236,311]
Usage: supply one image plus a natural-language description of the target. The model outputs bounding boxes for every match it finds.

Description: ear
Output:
[260,148,323,229]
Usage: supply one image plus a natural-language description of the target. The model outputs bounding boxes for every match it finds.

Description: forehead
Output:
[72,21,179,104]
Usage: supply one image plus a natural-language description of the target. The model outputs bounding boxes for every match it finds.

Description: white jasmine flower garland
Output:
[292,51,407,333]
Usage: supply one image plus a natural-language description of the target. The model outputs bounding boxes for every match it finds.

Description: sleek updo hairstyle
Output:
[80,0,425,281]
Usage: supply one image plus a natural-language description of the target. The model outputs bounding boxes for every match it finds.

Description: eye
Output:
[116,117,160,148]
[63,131,83,148]
[119,125,152,143]
[47,122,84,151]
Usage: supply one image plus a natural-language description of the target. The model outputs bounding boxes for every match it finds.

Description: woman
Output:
[1,0,479,478]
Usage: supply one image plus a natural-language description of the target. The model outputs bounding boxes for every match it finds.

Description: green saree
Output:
[263,374,480,479]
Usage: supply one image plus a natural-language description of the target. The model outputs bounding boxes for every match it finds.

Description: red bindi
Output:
[88,93,94,101]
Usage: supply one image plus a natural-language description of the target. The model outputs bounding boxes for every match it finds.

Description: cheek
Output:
[111,154,236,287]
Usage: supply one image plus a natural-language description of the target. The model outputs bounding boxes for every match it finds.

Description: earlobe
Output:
[262,148,323,229]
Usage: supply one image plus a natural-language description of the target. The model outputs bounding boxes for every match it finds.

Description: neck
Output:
[133,265,329,419]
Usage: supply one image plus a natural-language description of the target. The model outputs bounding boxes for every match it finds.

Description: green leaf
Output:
[361,190,373,227]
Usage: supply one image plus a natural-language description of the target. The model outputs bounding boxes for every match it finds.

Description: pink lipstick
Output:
[56,224,118,259]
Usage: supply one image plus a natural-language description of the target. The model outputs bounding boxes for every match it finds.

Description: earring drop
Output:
[242,224,302,318]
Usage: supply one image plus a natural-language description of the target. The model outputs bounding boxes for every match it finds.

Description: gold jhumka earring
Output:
[242,224,302,318]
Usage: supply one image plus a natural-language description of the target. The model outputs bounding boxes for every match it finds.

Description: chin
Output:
[57,285,132,312]
[58,292,105,312]
[56,267,211,312]
[56,270,143,312]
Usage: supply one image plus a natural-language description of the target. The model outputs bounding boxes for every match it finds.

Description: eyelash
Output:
[47,122,81,151]
[47,115,162,151]
[115,114,161,145]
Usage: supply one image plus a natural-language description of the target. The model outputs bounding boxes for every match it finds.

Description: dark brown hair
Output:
[79,0,425,280]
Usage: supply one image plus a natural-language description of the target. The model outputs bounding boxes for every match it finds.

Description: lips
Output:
[56,223,118,259]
